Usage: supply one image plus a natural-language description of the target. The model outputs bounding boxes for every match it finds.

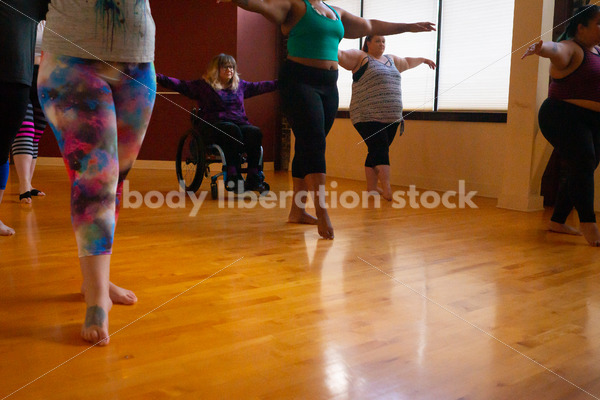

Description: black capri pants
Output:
[538,98,600,223]
[0,81,31,164]
[279,60,339,179]
[353,121,402,167]
[210,121,263,170]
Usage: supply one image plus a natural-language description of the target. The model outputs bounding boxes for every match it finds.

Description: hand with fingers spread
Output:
[409,22,437,33]
[421,57,437,69]
[521,40,543,59]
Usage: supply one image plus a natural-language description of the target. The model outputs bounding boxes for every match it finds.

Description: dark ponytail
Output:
[362,36,372,52]
[557,4,600,42]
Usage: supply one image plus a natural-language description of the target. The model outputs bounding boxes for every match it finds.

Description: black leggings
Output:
[538,98,600,223]
[354,121,401,167]
[211,121,263,170]
[279,60,339,179]
[12,65,47,158]
[0,82,31,164]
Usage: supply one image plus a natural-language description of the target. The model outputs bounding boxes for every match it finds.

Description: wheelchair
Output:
[175,108,270,199]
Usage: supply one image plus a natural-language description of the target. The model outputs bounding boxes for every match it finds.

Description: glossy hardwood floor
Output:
[2,165,600,400]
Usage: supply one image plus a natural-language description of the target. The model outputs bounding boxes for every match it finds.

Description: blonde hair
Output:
[203,53,240,91]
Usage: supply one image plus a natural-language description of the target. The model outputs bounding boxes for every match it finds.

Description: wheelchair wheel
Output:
[175,129,206,193]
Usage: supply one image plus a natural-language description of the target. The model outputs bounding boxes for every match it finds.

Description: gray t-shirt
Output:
[42,0,155,63]
[0,0,48,85]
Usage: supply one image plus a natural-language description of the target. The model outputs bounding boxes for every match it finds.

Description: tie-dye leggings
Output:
[38,54,156,257]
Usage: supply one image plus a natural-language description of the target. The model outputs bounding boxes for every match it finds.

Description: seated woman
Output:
[156,53,277,193]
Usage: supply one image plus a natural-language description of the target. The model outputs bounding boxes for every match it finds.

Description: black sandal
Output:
[30,189,44,196]
[19,191,31,201]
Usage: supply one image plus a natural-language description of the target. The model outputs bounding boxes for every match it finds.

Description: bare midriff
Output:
[287,56,338,71]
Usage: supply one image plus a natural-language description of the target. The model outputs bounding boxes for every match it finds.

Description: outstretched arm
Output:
[217,0,290,25]
[392,56,436,73]
[242,79,279,98]
[521,40,574,70]
[332,7,435,39]
[338,48,366,71]
[156,73,209,100]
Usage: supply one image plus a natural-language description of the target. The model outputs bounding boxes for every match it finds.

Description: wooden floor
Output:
[2,165,600,400]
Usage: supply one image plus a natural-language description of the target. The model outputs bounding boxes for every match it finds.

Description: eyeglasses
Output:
[221,65,234,71]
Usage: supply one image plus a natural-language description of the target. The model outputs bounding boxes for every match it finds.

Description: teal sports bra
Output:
[287,0,345,61]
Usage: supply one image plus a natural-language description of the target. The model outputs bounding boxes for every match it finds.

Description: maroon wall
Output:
[143,1,238,161]
[38,2,280,163]
[236,8,281,163]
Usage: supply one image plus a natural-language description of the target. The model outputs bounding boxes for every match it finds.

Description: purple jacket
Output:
[156,73,278,124]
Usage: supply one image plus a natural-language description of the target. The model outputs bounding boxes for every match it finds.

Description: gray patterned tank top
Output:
[349,55,403,124]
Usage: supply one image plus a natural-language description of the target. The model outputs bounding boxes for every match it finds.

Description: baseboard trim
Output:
[36,157,275,171]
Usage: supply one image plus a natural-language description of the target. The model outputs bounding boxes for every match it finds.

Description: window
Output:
[331,0,515,112]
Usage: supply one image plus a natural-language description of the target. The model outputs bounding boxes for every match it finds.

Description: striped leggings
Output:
[12,102,46,158]
[12,65,46,158]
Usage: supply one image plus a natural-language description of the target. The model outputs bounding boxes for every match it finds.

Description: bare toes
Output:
[82,305,110,345]
[109,283,138,305]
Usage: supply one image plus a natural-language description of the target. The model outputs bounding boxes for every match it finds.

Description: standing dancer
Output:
[338,35,436,200]
[218,0,435,239]
[38,0,157,345]
[522,5,600,246]
[0,0,48,235]
[12,21,48,204]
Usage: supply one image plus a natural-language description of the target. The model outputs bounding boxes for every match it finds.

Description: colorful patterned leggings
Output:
[38,54,156,257]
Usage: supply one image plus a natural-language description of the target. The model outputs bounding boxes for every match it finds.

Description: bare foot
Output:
[288,210,318,225]
[82,303,111,346]
[108,282,137,305]
[316,210,334,240]
[0,220,15,236]
[548,221,582,236]
[370,185,392,201]
[82,282,137,305]
[381,184,393,201]
[580,223,600,247]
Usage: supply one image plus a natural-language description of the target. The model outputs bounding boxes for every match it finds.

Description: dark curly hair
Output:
[557,4,600,41]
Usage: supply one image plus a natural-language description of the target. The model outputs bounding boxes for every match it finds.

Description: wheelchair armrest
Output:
[191,107,202,126]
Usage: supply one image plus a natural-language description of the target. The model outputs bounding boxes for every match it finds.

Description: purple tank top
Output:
[548,44,600,102]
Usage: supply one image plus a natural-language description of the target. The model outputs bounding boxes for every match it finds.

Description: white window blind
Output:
[362,0,439,111]
[330,0,515,112]
[437,0,515,110]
